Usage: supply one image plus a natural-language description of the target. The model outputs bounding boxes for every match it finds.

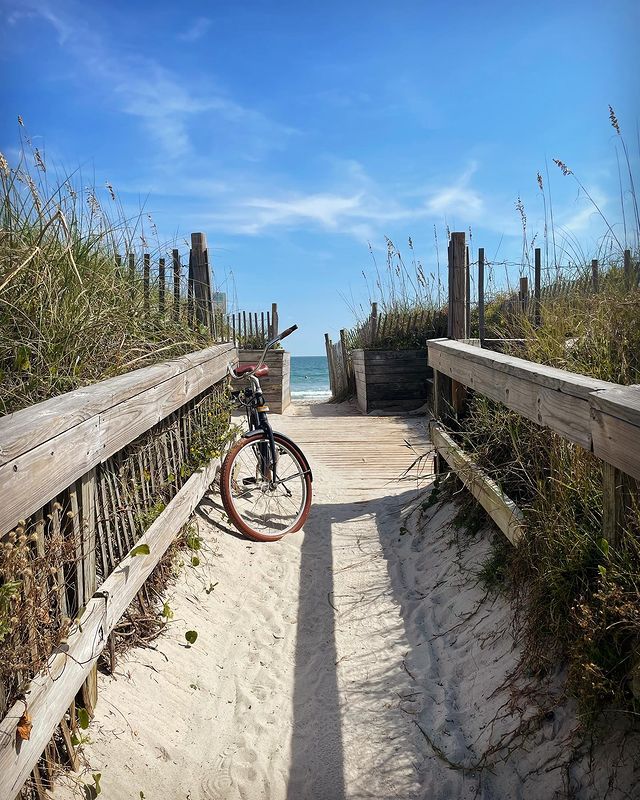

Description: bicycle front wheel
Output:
[220,432,312,541]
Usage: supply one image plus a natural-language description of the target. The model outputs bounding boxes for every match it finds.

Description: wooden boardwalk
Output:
[274,401,433,498]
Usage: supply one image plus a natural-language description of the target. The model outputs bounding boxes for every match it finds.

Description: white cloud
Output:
[8,1,295,161]
[560,191,607,234]
[5,5,72,44]
[178,17,212,43]
[188,162,496,242]
[423,162,484,219]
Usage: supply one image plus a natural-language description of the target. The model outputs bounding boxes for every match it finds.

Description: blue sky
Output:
[1,0,638,354]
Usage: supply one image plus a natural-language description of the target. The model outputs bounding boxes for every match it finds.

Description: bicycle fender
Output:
[238,429,313,483]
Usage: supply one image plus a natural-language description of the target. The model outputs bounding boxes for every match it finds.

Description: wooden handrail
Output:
[427,339,640,480]
[0,342,236,535]
[430,422,524,544]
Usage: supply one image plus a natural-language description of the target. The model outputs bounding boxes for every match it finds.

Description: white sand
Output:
[54,403,638,799]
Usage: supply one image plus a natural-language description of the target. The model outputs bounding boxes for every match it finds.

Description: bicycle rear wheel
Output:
[220,431,312,541]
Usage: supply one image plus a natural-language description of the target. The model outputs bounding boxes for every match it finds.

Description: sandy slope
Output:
[53,403,639,800]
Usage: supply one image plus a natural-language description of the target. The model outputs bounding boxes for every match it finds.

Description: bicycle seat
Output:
[235,364,269,378]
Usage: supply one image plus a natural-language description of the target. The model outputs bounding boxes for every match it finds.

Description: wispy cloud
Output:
[7,1,294,161]
[187,161,496,241]
[178,16,212,43]
[425,167,484,219]
[559,189,607,234]
[5,5,72,44]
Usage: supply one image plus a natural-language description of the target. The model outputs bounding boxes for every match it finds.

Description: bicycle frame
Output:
[228,323,312,488]
[241,374,278,483]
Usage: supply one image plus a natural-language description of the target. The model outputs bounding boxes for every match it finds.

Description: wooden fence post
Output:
[519,276,529,314]
[143,253,150,312]
[172,249,181,321]
[190,233,213,330]
[128,253,135,299]
[534,248,541,327]
[370,302,378,346]
[465,245,471,338]
[339,329,353,393]
[448,233,466,339]
[271,303,279,338]
[448,232,467,415]
[187,251,194,326]
[158,257,165,314]
[602,463,626,548]
[591,258,599,293]
[324,334,334,396]
[80,470,97,715]
[478,247,485,345]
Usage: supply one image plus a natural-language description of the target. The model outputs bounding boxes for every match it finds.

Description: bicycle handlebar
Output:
[227,322,298,380]
[278,324,298,340]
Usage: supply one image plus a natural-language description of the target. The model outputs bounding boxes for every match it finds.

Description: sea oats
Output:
[608,104,620,135]
[553,159,572,176]
[34,148,46,172]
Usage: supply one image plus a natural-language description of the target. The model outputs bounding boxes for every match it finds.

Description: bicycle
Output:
[220,324,313,541]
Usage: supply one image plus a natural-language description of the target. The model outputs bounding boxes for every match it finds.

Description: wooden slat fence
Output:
[344,304,447,351]
[226,302,279,349]
[115,232,230,341]
[0,342,235,798]
[488,249,638,329]
[326,303,448,401]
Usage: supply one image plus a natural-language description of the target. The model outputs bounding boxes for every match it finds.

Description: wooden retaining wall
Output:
[237,349,291,414]
[352,349,432,414]
[0,342,235,799]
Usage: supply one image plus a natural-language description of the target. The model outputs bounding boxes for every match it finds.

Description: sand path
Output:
[53,402,633,799]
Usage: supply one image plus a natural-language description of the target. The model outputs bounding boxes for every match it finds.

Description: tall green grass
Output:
[448,107,640,725]
[0,133,211,416]
[461,269,640,723]
[346,236,447,350]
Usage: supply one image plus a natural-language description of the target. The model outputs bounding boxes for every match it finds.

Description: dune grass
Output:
[0,135,212,416]
[346,236,447,350]
[460,268,640,724]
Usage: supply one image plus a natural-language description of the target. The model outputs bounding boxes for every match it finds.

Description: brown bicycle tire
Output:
[220,431,312,542]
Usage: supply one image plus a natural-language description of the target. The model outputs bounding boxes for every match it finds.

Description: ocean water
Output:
[291,355,331,402]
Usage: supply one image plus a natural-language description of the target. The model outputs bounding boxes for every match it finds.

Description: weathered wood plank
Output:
[589,385,640,427]
[591,405,640,480]
[0,344,234,534]
[430,422,524,544]
[352,348,428,413]
[428,339,614,449]
[0,344,235,467]
[428,339,613,398]
[237,350,290,413]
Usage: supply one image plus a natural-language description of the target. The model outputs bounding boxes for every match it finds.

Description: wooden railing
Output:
[427,338,640,543]
[227,302,279,349]
[324,333,351,401]
[0,342,235,798]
